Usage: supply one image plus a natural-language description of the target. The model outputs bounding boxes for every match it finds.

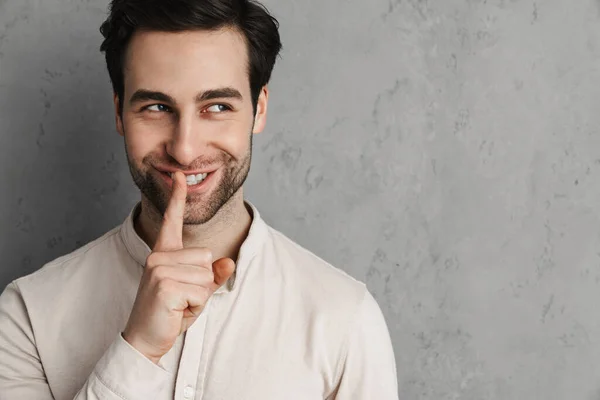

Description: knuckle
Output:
[150,265,168,282]
[196,285,210,300]
[145,253,157,268]
[189,248,212,266]
[156,279,174,296]
[165,212,182,224]
[205,270,215,283]
[189,268,212,285]
[200,249,213,265]
[146,252,162,268]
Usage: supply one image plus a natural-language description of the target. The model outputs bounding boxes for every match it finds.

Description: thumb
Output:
[212,257,236,287]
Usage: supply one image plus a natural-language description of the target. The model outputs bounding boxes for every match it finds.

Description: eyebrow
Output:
[129,90,174,106]
[196,88,243,102]
[129,87,243,106]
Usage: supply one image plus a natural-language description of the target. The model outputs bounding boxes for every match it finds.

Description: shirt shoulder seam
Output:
[267,227,364,285]
[15,228,121,285]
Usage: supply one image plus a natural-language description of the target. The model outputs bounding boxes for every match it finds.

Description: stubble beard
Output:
[125,134,253,225]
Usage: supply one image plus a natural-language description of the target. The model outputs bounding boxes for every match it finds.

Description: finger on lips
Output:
[154,171,187,252]
[144,170,233,296]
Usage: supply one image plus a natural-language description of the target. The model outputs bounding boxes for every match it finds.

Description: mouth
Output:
[155,168,218,192]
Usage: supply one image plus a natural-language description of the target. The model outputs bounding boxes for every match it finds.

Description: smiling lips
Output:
[155,165,216,185]
[156,168,217,189]
[180,172,208,186]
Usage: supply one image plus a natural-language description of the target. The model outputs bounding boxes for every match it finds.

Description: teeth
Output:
[169,172,208,186]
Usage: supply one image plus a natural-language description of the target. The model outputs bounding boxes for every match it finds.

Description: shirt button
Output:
[183,386,194,398]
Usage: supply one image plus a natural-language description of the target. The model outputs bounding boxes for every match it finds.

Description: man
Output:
[0,0,398,398]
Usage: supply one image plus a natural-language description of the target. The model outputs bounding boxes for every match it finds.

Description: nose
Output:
[166,109,206,166]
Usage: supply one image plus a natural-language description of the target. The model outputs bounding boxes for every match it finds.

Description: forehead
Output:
[123,28,250,96]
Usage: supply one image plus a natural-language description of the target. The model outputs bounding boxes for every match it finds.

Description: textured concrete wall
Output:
[2,0,600,398]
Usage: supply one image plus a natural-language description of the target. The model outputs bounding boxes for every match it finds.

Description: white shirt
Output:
[0,202,399,399]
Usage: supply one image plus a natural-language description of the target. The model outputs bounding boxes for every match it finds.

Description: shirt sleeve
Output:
[0,281,171,400]
[329,288,400,400]
[0,282,54,399]
[74,333,172,399]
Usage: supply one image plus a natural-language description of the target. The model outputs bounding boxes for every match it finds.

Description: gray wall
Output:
[2,0,600,398]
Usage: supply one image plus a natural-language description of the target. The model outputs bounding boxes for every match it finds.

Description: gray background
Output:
[1,0,600,398]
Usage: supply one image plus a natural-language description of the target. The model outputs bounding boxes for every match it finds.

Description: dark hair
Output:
[99,0,282,115]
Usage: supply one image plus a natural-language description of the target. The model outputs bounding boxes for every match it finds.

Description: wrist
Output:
[121,331,162,365]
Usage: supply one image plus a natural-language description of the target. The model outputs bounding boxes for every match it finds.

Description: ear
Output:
[252,86,269,134]
[113,92,125,137]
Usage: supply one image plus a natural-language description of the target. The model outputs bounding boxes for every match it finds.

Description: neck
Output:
[133,189,252,262]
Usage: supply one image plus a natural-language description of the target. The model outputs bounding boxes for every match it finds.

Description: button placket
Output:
[174,297,214,400]
[183,385,195,398]
[194,294,225,397]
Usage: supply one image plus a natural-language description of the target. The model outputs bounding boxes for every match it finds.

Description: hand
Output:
[122,171,235,364]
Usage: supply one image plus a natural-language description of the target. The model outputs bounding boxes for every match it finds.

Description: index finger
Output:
[154,171,187,251]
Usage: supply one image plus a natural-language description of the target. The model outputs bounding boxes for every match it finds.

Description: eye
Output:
[204,104,231,113]
[144,104,171,112]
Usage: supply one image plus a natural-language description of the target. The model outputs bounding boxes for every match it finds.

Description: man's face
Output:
[115,28,268,224]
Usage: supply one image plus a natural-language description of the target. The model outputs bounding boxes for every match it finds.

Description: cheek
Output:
[124,118,172,158]
[123,112,252,161]
[208,120,252,157]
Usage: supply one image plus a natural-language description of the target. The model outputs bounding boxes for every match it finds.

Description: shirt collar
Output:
[119,200,268,293]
